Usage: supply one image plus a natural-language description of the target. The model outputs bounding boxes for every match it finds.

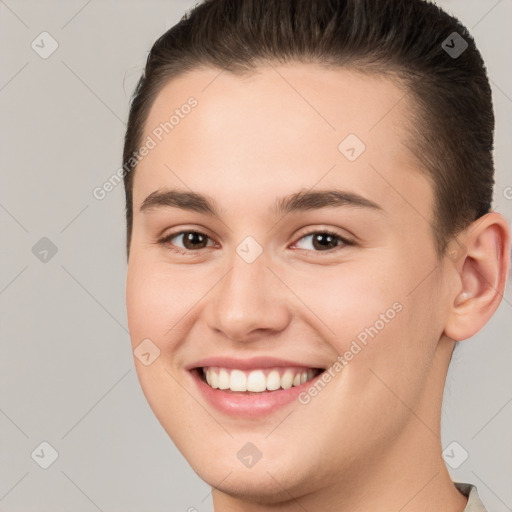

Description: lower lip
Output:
[189,369,323,418]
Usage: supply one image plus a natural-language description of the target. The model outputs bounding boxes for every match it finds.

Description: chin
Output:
[203,469,308,505]
[183,446,321,506]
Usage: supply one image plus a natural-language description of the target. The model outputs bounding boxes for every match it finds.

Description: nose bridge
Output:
[205,248,290,341]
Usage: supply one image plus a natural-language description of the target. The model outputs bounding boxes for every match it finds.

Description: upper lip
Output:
[186,356,326,371]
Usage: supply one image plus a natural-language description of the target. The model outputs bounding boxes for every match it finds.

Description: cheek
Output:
[282,260,401,347]
[126,263,165,347]
[125,257,205,433]
[126,256,205,346]
[298,253,437,379]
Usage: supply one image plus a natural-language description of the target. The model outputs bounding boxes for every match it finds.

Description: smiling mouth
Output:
[194,366,324,393]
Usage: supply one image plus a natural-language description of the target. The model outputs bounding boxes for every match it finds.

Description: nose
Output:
[204,252,291,343]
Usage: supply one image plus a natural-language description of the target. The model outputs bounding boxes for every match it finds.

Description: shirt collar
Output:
[454,482,488,512]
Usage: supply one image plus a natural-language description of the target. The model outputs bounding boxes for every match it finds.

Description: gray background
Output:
[1,0,511,511]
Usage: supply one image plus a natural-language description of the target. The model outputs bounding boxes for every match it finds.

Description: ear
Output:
[444,212,511,342]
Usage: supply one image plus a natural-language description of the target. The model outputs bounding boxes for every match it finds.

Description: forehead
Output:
[133,63,431,221]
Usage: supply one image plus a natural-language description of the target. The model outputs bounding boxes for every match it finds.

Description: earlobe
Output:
[444,212,511,342]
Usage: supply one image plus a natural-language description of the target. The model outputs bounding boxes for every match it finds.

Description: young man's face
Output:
[126,64,456,502]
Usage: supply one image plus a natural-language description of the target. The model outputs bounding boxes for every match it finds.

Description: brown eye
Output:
[180,231,209,250]
[294,231,351,252]
[311,233,341,250]
[159,230,214,253]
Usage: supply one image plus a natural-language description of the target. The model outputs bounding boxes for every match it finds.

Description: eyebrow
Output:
[139,188,383,217]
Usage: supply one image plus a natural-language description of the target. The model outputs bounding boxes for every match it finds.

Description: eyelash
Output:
[157,228,354,256]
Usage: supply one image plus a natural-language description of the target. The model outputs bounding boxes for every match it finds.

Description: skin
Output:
[125,63,510,512]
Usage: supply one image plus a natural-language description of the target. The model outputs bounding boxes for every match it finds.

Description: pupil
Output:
[313,233,337,250]
[184,232,206,249]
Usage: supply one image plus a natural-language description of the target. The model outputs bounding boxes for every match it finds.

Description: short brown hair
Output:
[122,0,494,259]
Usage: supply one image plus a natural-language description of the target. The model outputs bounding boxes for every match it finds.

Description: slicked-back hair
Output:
[122,0,494,260]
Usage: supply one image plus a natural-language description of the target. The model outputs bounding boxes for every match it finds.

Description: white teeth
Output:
[230,369,247,391]
[247,370,267,392]
[266,370,281,391]
[218,368,230,390]
[202,366,319,392]
[281,370,294,389]
[210,369,219,389]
